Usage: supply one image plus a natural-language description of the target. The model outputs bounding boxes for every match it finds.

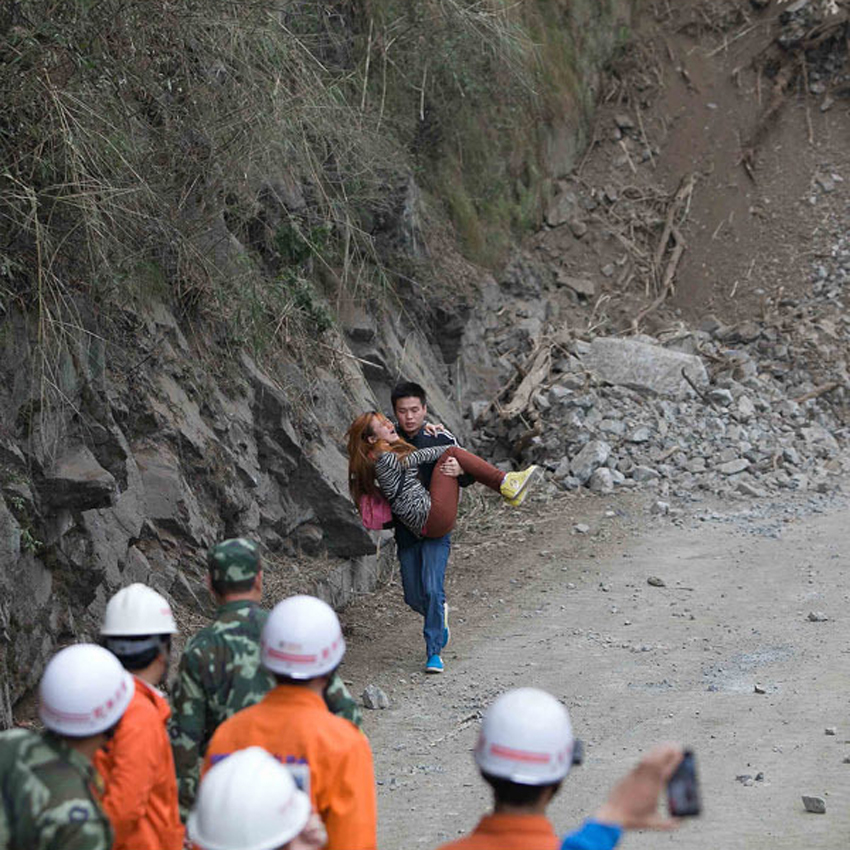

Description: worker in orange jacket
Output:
[436,688,684,850]
[95,584,184,850]
[203,595,376,850]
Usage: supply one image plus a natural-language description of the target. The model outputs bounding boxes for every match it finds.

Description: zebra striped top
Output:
[374,445,450,535]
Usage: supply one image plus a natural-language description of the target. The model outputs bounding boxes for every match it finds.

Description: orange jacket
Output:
[436,814,560,850]
[94,677,184,850]
[203,685,376,850]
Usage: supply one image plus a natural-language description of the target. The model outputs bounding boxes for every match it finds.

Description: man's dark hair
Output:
[273,665,339,689]
[273,673,311,687]
[105,635,171,673]
[209,575,256,597]
[481,773,562,807]
[391,381,427,410]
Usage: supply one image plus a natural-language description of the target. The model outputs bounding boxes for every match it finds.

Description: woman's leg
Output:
[423,447,504,537]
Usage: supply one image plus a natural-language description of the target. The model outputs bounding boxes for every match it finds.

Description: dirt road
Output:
[343,488,850,849]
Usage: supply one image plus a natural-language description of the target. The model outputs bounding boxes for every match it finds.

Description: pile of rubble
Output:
[472,312,849,502]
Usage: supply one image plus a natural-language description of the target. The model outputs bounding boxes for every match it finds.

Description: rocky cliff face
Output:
[0,0,633,722]
[0,282,503,721]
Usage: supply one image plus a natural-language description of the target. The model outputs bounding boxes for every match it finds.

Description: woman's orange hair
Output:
[346,412,415,505]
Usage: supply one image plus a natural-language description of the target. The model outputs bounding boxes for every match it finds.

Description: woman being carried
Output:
[347,412,540,538]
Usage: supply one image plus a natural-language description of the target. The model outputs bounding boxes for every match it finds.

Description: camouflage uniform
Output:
[170,539,362,816]
[0,729,113,850]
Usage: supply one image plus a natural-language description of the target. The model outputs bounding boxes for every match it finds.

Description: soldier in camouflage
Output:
[0,644,134,850]
[170,538,363,817]
[0,731,112,850]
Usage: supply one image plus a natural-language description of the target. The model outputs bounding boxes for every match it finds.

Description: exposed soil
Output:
[540,0,850,333]
[341,485,850,849]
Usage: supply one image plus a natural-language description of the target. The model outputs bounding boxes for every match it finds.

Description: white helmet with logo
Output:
[474,687,576,785]
[100,583,178,636]
[39,644,134,736]
[187,747,312,850]
[261,595,345,679]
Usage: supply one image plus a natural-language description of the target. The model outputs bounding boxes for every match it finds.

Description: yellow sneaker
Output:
[500,466,541,506]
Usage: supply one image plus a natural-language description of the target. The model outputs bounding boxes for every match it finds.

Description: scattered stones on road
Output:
[362,684,390,710]
[802,795,826,814]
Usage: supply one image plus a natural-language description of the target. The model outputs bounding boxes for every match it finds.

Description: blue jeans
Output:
[397,534,450,658]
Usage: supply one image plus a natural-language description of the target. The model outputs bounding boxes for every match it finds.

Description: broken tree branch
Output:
[792,381,841,404]
[633,225,686,332]
[740,57,800,177]
[502,345,552,419]
[653,174,695,269]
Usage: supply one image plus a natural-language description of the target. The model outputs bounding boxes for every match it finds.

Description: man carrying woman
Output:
[347,399,540,673]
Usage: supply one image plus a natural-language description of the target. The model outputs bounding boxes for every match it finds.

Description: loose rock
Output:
[717,458,750,475]
[802,795,826,814]
[647,576,666,587]
[588,468,615,494]
[362,684,390,710]
[808,611,829,622]
[570,441,611,484]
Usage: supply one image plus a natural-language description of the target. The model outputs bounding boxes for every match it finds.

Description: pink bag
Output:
[359,492,393,530]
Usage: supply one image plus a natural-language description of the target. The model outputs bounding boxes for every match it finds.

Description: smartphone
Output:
[667,749,701,817]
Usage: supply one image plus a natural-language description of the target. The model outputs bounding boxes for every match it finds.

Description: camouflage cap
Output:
[207,538,261,584]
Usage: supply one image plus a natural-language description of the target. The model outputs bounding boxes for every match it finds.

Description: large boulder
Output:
[579,337,708,396]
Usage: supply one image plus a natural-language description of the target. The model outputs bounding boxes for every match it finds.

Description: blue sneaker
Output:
[442,602,451,649]
[425,654,444,674]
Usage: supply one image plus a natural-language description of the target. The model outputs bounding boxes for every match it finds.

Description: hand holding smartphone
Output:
[667,749,701,817]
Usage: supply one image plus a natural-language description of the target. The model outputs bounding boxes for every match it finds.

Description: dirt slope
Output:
[547,0,850,332]
[342,487,850,849]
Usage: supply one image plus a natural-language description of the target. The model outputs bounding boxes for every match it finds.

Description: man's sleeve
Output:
[434,429,475,488]
[99,714,160,846]
[324,671,363,729]
[169,645,208,819]
[324,736,377,850]
[560,820,623,850]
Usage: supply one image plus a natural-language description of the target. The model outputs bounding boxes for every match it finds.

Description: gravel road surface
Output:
[343,489,850,849]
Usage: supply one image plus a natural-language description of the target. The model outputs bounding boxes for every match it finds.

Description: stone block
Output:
[580,337,708,396]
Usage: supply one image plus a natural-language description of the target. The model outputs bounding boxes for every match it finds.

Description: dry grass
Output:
[0,0,629,458]
[1,1,409,457]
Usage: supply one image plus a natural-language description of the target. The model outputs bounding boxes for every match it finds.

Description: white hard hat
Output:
[100,583,178,636]
[39,644,134,736]
[474,688,576,785]
[261,595,345,679]
[187,747,312,850]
